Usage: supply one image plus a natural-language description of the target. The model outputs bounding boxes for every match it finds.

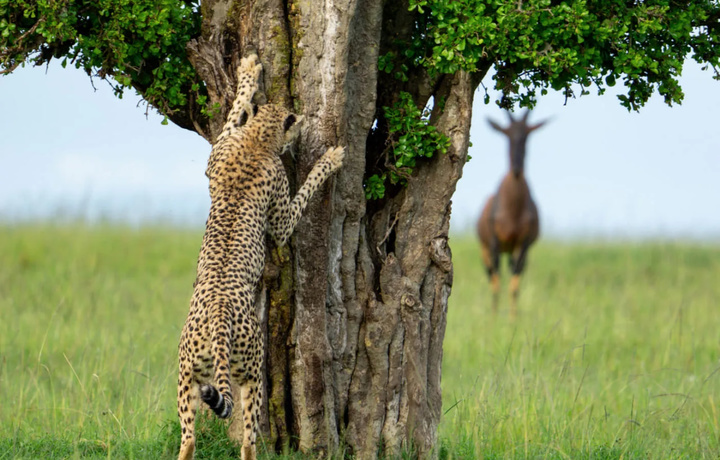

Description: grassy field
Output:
[442,239,720,459]
[1,224,719,459]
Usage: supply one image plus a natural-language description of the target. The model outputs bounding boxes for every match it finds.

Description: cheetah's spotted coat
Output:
[177,54,345,460]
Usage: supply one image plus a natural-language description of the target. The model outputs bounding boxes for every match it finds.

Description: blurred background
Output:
[1,61,719,240]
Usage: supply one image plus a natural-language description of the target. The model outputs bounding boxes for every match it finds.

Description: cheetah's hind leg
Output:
[227,377,260,460]
[177,363,200,460]
[238,377,261,460]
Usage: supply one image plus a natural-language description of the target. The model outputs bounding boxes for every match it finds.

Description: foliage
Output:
[2,0,718,133]
[2,225,720,458]
[0,0,202,122]
[365,92,450,200]
[407,0,720,110]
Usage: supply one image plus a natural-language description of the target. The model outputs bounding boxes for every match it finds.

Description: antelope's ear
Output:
[488,118,506,134]
[528,119,549,132]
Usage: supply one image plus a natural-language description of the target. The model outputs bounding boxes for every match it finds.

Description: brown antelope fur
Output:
[477,111,545,317]
[176,54,345,460]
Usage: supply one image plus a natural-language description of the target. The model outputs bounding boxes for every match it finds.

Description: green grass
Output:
[442,238,720,459]
[0,225,197,458]
[1,224,719,459]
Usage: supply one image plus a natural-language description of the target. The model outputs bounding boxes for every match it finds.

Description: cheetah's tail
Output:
[200,384,233,419]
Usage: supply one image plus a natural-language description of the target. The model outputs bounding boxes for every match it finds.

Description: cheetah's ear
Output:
[283,114,304,133]
[283,114,297,132]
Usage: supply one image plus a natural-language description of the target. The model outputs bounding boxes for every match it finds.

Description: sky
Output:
[1,60,719,239]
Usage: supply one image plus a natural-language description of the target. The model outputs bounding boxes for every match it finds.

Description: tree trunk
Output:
[186,1,479,458]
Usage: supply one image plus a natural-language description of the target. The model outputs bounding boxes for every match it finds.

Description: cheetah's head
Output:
[250,105,304,157]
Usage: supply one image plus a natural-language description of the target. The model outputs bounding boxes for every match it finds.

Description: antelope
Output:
[477,111,545,317]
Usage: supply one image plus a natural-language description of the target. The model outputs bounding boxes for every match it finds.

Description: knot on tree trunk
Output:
[429,237,452,273]
[401,293,417,309]
[400,277,421,313]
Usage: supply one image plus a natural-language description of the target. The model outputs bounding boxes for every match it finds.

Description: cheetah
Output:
[177,53,345,460]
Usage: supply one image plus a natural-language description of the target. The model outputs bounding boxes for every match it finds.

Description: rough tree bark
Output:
[185,0,484,458]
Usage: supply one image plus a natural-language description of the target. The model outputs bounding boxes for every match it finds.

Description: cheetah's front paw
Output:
[321,146,345,173]
[233,54,263,123]
[238,53,262,82]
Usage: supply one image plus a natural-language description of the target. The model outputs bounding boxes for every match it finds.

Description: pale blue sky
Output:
[1,61,719,239]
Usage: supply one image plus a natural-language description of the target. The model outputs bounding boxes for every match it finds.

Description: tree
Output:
[3,0,718,457]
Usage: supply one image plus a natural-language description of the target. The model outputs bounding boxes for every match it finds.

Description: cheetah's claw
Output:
[321,146,345,173]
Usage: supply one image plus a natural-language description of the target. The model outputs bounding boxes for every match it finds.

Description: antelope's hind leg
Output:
[481,240,501,313]
[509,240,531,318]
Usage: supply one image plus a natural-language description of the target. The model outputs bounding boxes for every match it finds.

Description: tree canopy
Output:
[406,0,720,109]
[2,0,718,128]
[0,0,202,129]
